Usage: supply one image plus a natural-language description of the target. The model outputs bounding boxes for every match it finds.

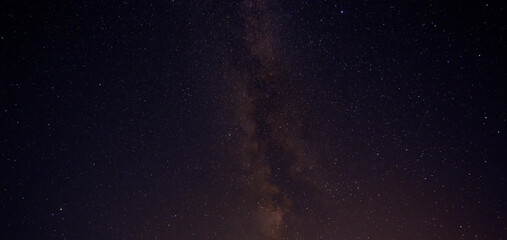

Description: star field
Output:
[1,0,506,239]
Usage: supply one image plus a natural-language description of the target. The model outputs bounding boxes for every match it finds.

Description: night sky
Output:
[1,0,506,239]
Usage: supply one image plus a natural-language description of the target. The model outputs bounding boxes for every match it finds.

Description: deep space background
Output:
[1,0,506,239]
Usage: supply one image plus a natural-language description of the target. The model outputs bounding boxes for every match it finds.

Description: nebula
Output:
[227,0,314,238]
